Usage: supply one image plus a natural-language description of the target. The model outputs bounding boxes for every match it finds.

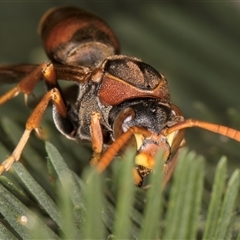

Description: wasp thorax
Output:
[103,55,163,90]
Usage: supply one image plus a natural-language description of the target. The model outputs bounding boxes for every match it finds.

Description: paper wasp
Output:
[0,6,240,186]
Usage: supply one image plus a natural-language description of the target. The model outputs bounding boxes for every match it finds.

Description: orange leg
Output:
[0,62,50,105]
[0,88,67,174]
[0,63,91,104]
[89,112,103,166]
[162,150,180,187]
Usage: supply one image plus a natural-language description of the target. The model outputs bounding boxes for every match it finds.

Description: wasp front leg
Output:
[89,112,104,166]
[0,87,67,174]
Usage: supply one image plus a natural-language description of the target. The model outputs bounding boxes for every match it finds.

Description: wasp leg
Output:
[0,88,67,174]
[0,62,61,105]
[162,150,180,187]
[0,63,47,105]
[89,112,103,166]
[162,138,186,187]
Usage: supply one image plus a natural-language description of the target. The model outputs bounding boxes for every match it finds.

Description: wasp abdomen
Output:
[39,6,120,67]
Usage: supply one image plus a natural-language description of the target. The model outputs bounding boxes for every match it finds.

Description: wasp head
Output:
[109,98,185,185]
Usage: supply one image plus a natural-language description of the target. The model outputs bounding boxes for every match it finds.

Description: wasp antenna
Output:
[96,128,135,172]
[163,119,240,142]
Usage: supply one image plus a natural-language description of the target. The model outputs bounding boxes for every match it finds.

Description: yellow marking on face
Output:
[166,130,178,147]
[135,153,147,167]
[134,133,144,150]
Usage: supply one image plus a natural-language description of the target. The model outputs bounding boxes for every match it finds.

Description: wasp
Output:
[0,6,240,186]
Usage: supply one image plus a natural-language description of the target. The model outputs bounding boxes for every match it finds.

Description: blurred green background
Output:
[0,1,240,176]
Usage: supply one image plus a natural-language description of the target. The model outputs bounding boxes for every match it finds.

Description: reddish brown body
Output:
[0,6,240,186]
[40,6,119,67]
